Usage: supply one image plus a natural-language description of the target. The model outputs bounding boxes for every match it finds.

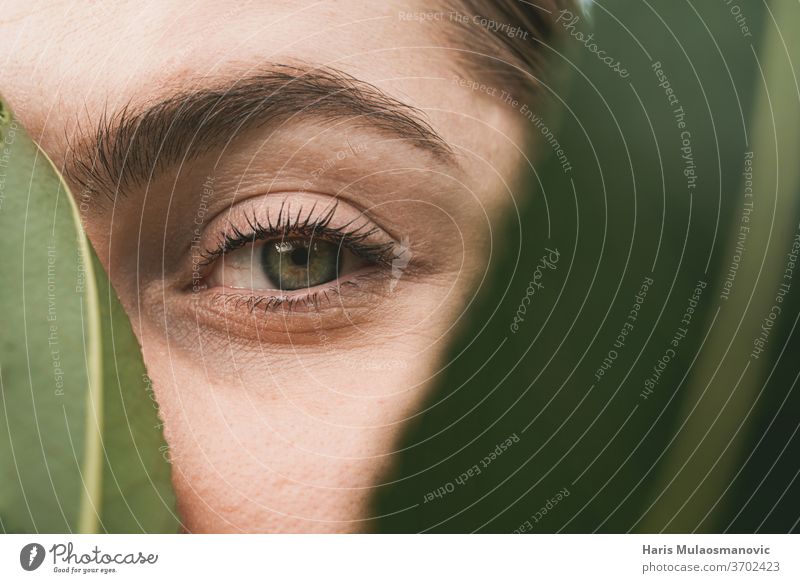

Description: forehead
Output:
[2,0,532,213]
[7,1,460,100]
[3,1,530,152]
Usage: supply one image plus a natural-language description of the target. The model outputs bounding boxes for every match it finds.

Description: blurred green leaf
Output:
[0,97,179,533]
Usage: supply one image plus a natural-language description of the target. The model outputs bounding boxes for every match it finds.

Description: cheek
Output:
[136,281,465,532]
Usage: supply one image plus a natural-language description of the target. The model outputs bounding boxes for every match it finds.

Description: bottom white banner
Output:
[0,534,796,582]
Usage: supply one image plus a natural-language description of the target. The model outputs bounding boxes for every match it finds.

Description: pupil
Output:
[290,247,309,266]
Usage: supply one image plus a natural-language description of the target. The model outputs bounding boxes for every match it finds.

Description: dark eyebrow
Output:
[66,63,455,197]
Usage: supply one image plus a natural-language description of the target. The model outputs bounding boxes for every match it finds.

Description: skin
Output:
[0,1,534,532]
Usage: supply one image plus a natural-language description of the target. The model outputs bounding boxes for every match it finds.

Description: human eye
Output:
[195,192,404,314]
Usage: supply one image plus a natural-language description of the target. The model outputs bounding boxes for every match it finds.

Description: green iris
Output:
[261,238,341,291]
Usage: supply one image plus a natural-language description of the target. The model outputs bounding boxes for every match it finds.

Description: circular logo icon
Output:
[20,543,46,571]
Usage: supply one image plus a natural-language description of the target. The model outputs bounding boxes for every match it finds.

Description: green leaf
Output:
[0,97,179,533]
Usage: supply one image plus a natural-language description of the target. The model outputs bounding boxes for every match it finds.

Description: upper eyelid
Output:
[203,180,407,243]
[197,201,399,268]
[201,200,340,262]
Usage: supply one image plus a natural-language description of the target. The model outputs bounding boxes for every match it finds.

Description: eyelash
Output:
[211,281,361,314]
[198,202,400,312]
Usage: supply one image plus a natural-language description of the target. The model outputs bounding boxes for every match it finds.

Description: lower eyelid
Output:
[209,264,382,308]
[175,272,390,343]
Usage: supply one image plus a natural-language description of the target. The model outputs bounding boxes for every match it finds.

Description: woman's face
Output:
[1,1,531,532]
